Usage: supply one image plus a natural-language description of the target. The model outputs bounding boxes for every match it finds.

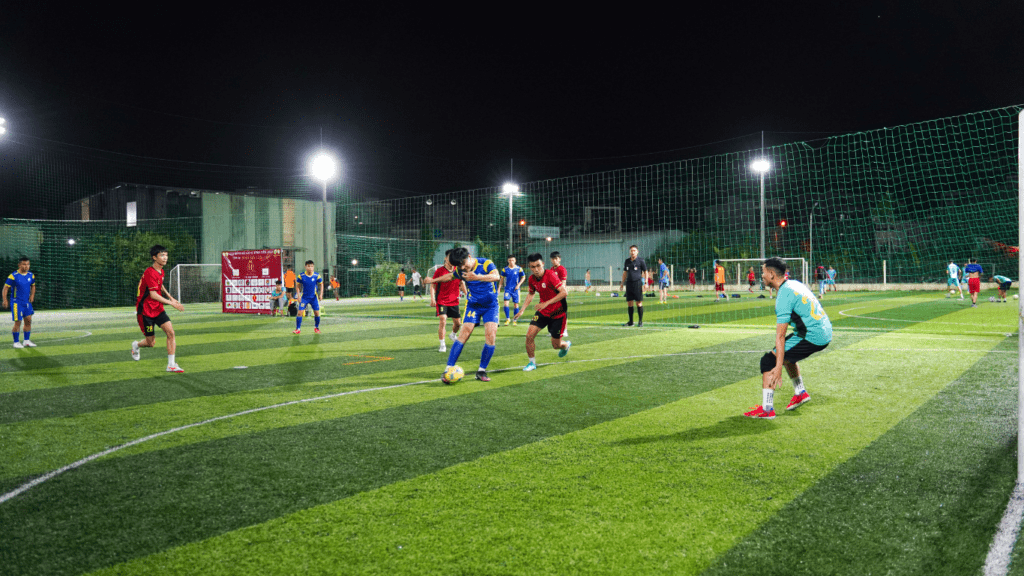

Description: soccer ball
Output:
[442,365,464,384]
[989,296,995,303]
[596,292,601,297]
[949,289,956,295]
[1015,295,1019,300]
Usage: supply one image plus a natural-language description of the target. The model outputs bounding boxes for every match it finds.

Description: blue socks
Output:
[314,316,320,329]
[447,340,465,366]
[504,306,510,319]
[296,316,302,330]
[480,344,495,371]
[24,331,30,341]
[12,332,18,343]
[514,307,519,318]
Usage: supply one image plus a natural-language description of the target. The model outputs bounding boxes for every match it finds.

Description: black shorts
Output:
[436,304,460,318]
[413,285,422,295]
[760,334,829,373]
[625,281,644,302]
[271,298,280,310]
[137,311,171,337]
[531,313,566,339]
[397,285,406,292]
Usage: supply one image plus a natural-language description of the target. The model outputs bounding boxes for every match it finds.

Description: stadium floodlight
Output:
[351,259,358,266]
[67,239,75,246]
[751,158,772,259]
[0,117,6,137]
[309,151,338,277]
[500,183,523,254]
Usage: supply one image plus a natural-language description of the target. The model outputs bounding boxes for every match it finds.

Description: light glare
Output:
[351,259,358,265]
[751,159,771,173]
[310,153,337,181]
[68,239,76,245]
[502,183,520,195]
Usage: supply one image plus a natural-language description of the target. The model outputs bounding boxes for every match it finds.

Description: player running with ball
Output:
[516,253,570,371]
[425,247,500,383]
[744,257,832,420]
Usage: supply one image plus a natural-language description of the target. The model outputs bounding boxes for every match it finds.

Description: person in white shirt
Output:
[945,261,964,300]
[411,268,423,300]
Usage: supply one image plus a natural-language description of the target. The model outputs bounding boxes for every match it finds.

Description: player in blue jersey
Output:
[826,265,837,292]
[3,257,37,349]
[964,258,984,307]
[425,247,500,382]
[657,258,670,303]
[744,257,833,420]
[945,261,963,299]
[292,260,324,334]
[499,256,525,326]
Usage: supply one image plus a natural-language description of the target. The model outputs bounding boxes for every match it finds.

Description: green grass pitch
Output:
[0,289,1021,575]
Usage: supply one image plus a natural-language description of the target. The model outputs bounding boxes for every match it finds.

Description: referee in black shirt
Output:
[619,245,648,327]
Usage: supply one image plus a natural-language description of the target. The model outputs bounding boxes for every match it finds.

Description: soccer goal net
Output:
[716,258,808,288]
[169,264,221,304]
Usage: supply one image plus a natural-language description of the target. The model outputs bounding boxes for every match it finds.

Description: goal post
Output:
[168,264,221,304]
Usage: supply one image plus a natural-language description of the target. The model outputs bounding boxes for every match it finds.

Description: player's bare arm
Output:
[536,283,568,312]
[423,272,455,285]
[29,282,35,303]
[515,293,534,320]
[1,284,9,309]
[619,270,627,291]
[150,288,185,312]
[462,269,500,282]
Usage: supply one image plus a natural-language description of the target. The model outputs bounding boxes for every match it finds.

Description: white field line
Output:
[984,482,1024,576]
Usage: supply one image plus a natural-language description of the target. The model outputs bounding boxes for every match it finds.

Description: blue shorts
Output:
[1000,281,1012,290]
[659,281,669,288]
[947,278,960,287]
[503,290,520,304]
[826,278,835,285]
[585,280,591,287]
[298,297,320,312]
[10,301,33,322]
[464,302,499,325]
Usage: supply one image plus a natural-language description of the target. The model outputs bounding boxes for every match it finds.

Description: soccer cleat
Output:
[743,405,776,419]
[22,340,36,347]
[636,322,643,328]
[475,370,491,382]
[623,322,634,327]
[439,344,446,352]
[449,332,457,342]
[512,320,518,326]
[12,342,24,349]
[559,341,571,358]
[314,328,321,334]
[293,329,301,334]
[504,319,511,326]
[786,391,811,411]
[523,361,537,371]
[166,365,185,373]
[131,340,141,361]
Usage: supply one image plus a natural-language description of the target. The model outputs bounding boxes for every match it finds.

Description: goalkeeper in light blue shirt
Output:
[744,257,832,420]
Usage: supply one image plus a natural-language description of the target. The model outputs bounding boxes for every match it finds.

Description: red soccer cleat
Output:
[786,391,811,411]
[743,405,776,419]
[314,328,321,334]
[293,329,301,335]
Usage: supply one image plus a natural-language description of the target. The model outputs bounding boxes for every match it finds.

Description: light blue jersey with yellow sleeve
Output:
[775,279,832,346]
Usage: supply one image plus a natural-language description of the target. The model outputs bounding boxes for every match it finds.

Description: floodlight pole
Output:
[760,172,766,260]
[508,195,514,254]
[322,180,329,275]
[809,201,819,269]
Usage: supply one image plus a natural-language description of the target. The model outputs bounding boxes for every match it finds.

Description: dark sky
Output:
[1,2,1021,197]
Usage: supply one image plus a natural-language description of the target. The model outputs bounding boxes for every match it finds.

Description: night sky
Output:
[1,2,1021,198]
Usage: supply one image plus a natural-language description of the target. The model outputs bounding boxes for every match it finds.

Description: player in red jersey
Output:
[550,251,569,338]
[132,245,185,372]
[430,250,465,353]
[516,253,570,371]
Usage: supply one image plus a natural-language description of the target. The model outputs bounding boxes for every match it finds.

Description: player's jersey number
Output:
[800,295,825,320]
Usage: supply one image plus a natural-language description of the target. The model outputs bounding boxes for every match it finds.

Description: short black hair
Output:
[763,257,788,276]
[527,253,544,263]
[276,280,282,285]
[448,247,470,267]
[658,257,663,263]
[401,268,405,272]
[970,257,978,263]
[444,249,452,256]
[305,260,314,266]
[150,245,167,258]
[629,245,638,250]
[18,256,29,263]
[550,251,560,259]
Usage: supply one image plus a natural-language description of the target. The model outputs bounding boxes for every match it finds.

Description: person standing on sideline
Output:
[688,267,697,291]
[584,269,593,294]
[714,260,726,301]
[283,266,297,301]
[658,258,670,303]
[396,268,407,301]
[826,265,837,292]
[815,265,827,298]
[619,245,647,327]
[964,258,984,307]
[991,275,1013,302]
[3,257,37,348]
[499,256,525,326]
[429,250,463,352]
[292,260,324,334]
[748,266,758,294]
[411,267,423,300]
[131,245,185,371]
[945,261,964,299]
[425,247,501,382]
[516,253,570,371]
[744,257,832,419]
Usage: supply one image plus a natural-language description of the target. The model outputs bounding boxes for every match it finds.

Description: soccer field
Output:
[1,290,1021,575]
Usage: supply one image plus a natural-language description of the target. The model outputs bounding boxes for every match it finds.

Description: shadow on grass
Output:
[612,415,773,446]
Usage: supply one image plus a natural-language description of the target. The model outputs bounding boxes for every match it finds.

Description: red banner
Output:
[221,249,283,314]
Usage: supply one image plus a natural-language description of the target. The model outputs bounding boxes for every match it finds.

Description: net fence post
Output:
[176,265,181,302]
[1018,109,1023,483]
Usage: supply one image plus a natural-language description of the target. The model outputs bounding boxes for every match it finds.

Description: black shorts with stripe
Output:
[436,304,460,318]
[530,313,566,339]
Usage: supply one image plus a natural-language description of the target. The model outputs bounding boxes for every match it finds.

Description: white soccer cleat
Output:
[449,332,458,342]
[22,340,36,347]
[131,341,141,361]
[523,361,537,371]
[166,364,185,373]
[439,344,446,353]
[13,342,24,349]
